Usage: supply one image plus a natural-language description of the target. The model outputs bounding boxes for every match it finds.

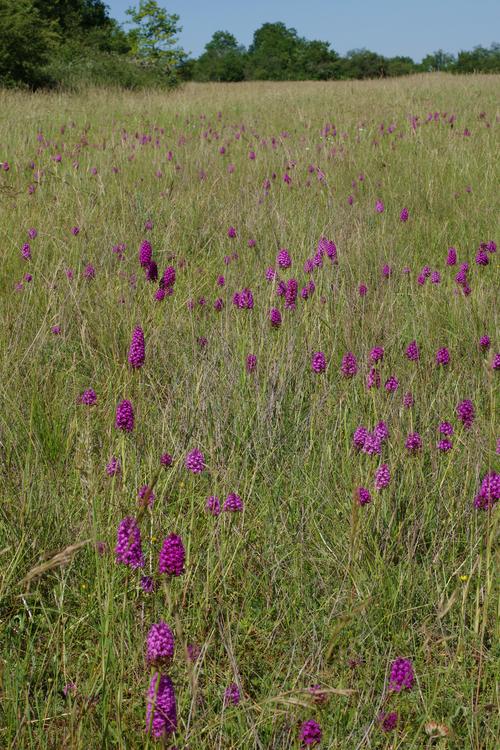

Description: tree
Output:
[32,0,111,33]
[31,0,131,56]
[339,49,388,79]
[0,0,58,87]
[420,50,455,72]
[295,39,340,80]
[194,31,246,81]
[247,22,302,80]
[455,44,500,73]
[385,56,416,77]
[126,0,185,68]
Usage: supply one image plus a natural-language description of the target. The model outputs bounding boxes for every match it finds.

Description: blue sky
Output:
[108,0,500,61]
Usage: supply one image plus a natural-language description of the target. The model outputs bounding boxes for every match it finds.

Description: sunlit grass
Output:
[0,75,498,749]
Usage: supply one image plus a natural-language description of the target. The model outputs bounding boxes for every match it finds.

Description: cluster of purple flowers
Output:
[185,448,205,474]
[223,493,243,512]
[299,719,322,746]
[446,246,457,265]
[161,266,176,289]
[403,391,414,408]
[284,278,298,309]
[115,517,145,569]
[233,287,254,309]
[437,421,453,452]
[139,239,152,267]
[352,421,389,456]
[341,352,358,377]
[277,248,292,268]
[146,621,174,666]
[246,353,257,372]
[269,307,282,327]
[370,346,384,363]
[378,712,398,731]
[206,495,221,515]
[138,485,155,507]
[405,340,419,361]
[158,534,185,576]
[115,399,134,432]
[367,367,381,389]
[106,456,121,476]
[146,673,177,739]
[389,657,415,692]
[374,464,391,490]
[223,683,240,706]
[128,326,145,368]
[138,239,177,299]
[357,487,372,505]
[405,432,422,452]
[206,493,243,515]
[83,263,95,280]
[474,472,499,510]
[456,399,475,429]
[79,388,97,406]
[479,335,490,350]
[454,262,471,295]
[384,375,399,392]
[317,236,337,262]
[436,347,450,366]
[311,351,326,373]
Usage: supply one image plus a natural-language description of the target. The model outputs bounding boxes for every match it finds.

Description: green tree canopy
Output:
[0,0,58,87]
[294,39,340,80]
[454,43,500,73]
[247,22,302,80]
[31,0,112,33]
[246,23,340,80]
[340,49,388,79]
[420,50,456,72]
[194,31,246,81]
[1,3,499,90]
[126,0,184,66]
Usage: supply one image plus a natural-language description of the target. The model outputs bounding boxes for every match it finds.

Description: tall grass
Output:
[0,75,498,749]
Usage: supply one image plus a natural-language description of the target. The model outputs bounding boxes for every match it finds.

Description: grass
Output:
[0,75,498,749]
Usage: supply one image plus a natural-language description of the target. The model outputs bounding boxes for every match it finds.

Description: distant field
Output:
[0,75,498,749]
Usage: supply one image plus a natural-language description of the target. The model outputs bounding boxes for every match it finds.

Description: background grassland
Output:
[0,75,498,749]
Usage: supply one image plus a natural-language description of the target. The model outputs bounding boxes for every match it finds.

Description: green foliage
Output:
[80,21,133,55]
[194,31,246,82]
[32,0,111,33]
[294,39,340,80]
[244,22,341,81]
[420,49,456,72]
[0,0,183,90]
[191,25,423,83]
[0,1,499,90]
[125,0,184,66]
[247,22,303,80]
[44,45,174,90]
[338,49,388,79]
[0,0,58,87]
[454,43,500,73]
[384,55,416,77]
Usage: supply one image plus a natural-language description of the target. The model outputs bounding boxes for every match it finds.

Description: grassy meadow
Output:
[0,75,498,748]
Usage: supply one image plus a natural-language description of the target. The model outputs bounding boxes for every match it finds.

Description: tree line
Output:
[189,26,500,81]
[1,0,499,89]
